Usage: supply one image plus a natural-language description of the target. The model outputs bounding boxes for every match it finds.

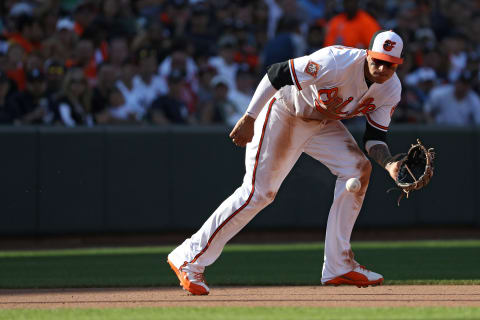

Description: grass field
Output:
[1,307,480,320]
[1,240,479,320]
[0,240,479,288]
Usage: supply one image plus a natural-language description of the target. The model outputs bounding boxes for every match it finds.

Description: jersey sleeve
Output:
[288,47,337,91]
[365,103,397,132]
[363,101,397,150]
[365,80,401,132]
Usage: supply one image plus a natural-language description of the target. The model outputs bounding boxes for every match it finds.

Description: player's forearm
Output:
[245,74,277,119]
[368,143,393,169]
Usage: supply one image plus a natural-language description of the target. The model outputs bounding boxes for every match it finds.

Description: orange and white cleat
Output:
[167,259,210,295]
[323,265,384,288]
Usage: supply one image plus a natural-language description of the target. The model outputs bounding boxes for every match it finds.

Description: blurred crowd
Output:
[0,0,480,127]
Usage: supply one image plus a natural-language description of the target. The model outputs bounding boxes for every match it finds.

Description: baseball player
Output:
[168,30,404,295]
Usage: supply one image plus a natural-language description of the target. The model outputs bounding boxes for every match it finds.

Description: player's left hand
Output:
[385,153,405,180]
[229,114,255,147]
[385,160,402,181]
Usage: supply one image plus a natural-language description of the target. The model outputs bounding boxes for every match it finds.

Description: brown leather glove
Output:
[391,139,435,205]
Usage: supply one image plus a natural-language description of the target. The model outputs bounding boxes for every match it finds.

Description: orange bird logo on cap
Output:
[383,40,396,51]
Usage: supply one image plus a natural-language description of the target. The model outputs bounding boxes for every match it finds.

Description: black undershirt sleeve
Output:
[363,121,387,149]
[267,61,294,90]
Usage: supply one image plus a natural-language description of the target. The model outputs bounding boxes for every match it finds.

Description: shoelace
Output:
[192,272,207,283]
[358,265,371,272]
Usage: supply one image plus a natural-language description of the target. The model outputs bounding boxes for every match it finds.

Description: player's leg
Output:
[167,99,307,294]
[303,120,382,286]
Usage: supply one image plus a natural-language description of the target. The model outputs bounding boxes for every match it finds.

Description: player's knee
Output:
[252,190,277,208]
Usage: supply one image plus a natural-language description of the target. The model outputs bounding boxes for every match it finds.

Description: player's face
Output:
[366,55,398,84]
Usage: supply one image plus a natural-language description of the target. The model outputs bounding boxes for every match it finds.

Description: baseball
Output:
[346,178,361,193]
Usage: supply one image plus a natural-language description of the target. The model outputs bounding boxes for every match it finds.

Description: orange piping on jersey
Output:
[188,98,276,265]
[366,114,388,131]
[290,59,302,91]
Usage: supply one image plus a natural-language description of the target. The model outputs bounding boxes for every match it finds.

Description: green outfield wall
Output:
[0,124,476,235]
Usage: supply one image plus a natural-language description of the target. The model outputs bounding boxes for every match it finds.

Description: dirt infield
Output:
[1,286,479,309]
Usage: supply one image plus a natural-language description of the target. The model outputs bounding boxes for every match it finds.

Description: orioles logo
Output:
[304,60,320,78]
[383,40,396,51]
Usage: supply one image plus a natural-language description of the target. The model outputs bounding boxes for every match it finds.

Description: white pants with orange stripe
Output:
[168,98,372,283]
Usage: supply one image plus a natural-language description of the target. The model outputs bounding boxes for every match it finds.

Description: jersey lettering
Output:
[351,97,377,115]
[315,88,352,116]
[314,87,377,119]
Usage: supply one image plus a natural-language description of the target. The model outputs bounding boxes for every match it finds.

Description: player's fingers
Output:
[233,137,247,147]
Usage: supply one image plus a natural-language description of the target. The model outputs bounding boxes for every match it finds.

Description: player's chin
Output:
[373,76,388,84]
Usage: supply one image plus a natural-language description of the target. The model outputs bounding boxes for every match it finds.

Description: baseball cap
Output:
[9,3,34,17]
[367,30,404,64]
[56,18,75,31]
[210,75,229,88]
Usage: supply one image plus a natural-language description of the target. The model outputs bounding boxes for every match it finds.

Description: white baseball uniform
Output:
[168,46,401,283]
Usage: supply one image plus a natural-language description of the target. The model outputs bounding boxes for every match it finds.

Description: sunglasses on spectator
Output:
[48,66,64,76]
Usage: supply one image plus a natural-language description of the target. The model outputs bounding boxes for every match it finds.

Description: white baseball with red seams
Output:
[346,178,362,192]
[168,40,402,287]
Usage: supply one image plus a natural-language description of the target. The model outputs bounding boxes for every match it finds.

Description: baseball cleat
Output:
[323,265,384,287]
[167,259,210,295]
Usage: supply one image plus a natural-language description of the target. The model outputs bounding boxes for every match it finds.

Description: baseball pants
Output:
[168,98,372,282]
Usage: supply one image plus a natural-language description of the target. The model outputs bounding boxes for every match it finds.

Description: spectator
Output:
[67,38,97,85]
[6,14,43,54]
[72,0,97,37]
[401,67,438,123]
[44,59,66,102]
[442,33,468,83]
[324,0,380,48]
[298,0,326,23]
[131,18,169,62]
[208,35,239,90]
[115,61,143,121]
[186,4,216,58]
[202,75,240,126]
[108,36,129,68]
[105,86,140,124]
[196,65,216,123]
[97,0,135,38]
[42,18,77,64]
[163,0,191,38]
[54,67,93,127]
[149,69,193,125]
[7,68,53,125]
[0,0,477,127]
[424,71,480,125]
[5,43,26,91]
[91,63,119,124]
[306,22,326,54]
[158,39,198,113]
[261,17,306,72]
[132,47,167,117]
[228,68,255,122]
[0,71,15,124]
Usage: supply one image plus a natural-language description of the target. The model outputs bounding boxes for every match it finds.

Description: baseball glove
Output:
[390,139,435,205]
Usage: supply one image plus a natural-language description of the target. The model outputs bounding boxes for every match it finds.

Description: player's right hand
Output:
[229,114,255,147]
